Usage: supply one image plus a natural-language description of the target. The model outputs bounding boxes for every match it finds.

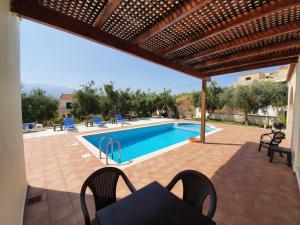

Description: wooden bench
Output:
[269,146,292,167]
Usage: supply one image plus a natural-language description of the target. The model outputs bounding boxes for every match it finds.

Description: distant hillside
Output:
[22,83,75,99]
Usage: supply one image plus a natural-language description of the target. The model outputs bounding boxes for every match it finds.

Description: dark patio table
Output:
[96,181,216,225]
[85,120,93,127]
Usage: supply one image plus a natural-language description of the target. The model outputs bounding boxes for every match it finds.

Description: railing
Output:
[106,140,121,164]
[99,136,121,165]
[99,135,113,159]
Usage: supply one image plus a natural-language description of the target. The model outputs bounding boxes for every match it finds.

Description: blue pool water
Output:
[83,123,216,164]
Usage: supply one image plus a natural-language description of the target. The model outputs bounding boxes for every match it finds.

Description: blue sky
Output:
[21,20,281,94]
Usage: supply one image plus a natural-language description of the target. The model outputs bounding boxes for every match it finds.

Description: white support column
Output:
[286,57,300,189]
[0,1,27,225]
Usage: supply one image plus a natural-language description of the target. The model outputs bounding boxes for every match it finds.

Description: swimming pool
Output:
[82,123,217,164]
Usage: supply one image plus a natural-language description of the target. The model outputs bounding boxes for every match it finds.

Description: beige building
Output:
[236,65,289,85]
[58,93,74,118]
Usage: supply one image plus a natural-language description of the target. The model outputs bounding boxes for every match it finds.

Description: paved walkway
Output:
[23,122,300,225]
[23,117,173,139]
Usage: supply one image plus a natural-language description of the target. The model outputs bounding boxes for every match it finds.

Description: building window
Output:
[67,114,71,118]
[66,102,72,109]
[245,77,251,81]
[266,76,269,79]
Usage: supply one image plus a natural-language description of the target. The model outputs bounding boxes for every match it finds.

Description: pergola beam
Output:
[197,42,300,70]
[163,0,300,56]
[12,0,207,79]
[179,22,300,65]
[205,57,299,77]
[201,51,300,72]
[92,0,122,28]
[132,0,213,45]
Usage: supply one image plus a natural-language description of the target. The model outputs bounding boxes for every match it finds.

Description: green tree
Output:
[233,85,260,124]
[191,92,200,108]
[191,81,224,117]
[119,88,133,114]
[145,92,159,116]
[132,90,148,117]
[206,81,224,116]
[252,81,288,110]
[21,88,58,125]
[72,81,101,119]
[157,90,178,117]
[102,82,120,115]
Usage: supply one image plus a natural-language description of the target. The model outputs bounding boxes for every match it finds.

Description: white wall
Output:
[209,113,278,127]
[0,1,27,225]
[286,58,300,187]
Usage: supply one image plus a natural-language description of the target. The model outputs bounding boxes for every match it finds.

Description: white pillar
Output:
[0,1,27,225]
[286,57,300,188]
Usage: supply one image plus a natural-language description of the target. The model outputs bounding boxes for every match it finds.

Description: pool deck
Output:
[23,121,300,225]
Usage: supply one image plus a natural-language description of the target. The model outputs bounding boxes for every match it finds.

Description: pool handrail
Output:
[106,140,121,165]
[98,135,113,159]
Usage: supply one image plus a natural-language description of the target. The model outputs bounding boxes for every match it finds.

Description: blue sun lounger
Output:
[64,118,76,130]
[93,115,105,127]
[115,114,125,124]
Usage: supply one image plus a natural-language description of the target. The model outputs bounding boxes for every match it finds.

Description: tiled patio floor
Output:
[23,122,300,225]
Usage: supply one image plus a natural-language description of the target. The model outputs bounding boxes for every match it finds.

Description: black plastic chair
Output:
[80,167,136,225]
[258,131,285,156]
[166,170,217,219]
[272,122,285,132]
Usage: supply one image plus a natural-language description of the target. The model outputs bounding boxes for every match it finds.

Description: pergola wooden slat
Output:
[193,39,300,68]
[132,0,214,45]
[197,47,300,71]
[92,0,123,28]
[176,21,300,65]
[11,0,207,79]
[11,0,300,143]
[206,57,299,76]
[161,0,300,56]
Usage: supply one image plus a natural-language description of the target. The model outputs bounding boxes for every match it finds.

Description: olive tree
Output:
[22,88,58,125]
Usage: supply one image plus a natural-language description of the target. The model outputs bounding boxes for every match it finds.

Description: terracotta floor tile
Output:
[24,200,48,219]
[23,122,300,225]
[49,203,74,223]
[52,215,79,225]
[23,212,51,225]
[48,192,71,209]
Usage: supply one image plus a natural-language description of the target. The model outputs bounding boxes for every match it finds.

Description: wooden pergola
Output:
[12,0,300,142]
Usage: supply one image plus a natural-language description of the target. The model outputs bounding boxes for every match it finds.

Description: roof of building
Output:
[59,94,74,101]
[12,0,300,79]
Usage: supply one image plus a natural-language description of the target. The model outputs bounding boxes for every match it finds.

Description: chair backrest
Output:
[166,170,217,219]
[80,167,136,225]
[93,115,101,123]
[64,117,74,126]
[115,114,123,120]
[273,122,284,131]
[271,131,285,145]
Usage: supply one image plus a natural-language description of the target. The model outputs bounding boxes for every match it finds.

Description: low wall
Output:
[209,113,278,127]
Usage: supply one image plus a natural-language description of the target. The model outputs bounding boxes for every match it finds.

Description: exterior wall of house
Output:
[58,99,73,117]
[237,72,265,85]
[286,58,300,188]
[0,1,27,225]
[236,66,288,86]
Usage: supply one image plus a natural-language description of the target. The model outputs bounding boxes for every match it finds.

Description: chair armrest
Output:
[260,133,273,140]
[122,175,137,193]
